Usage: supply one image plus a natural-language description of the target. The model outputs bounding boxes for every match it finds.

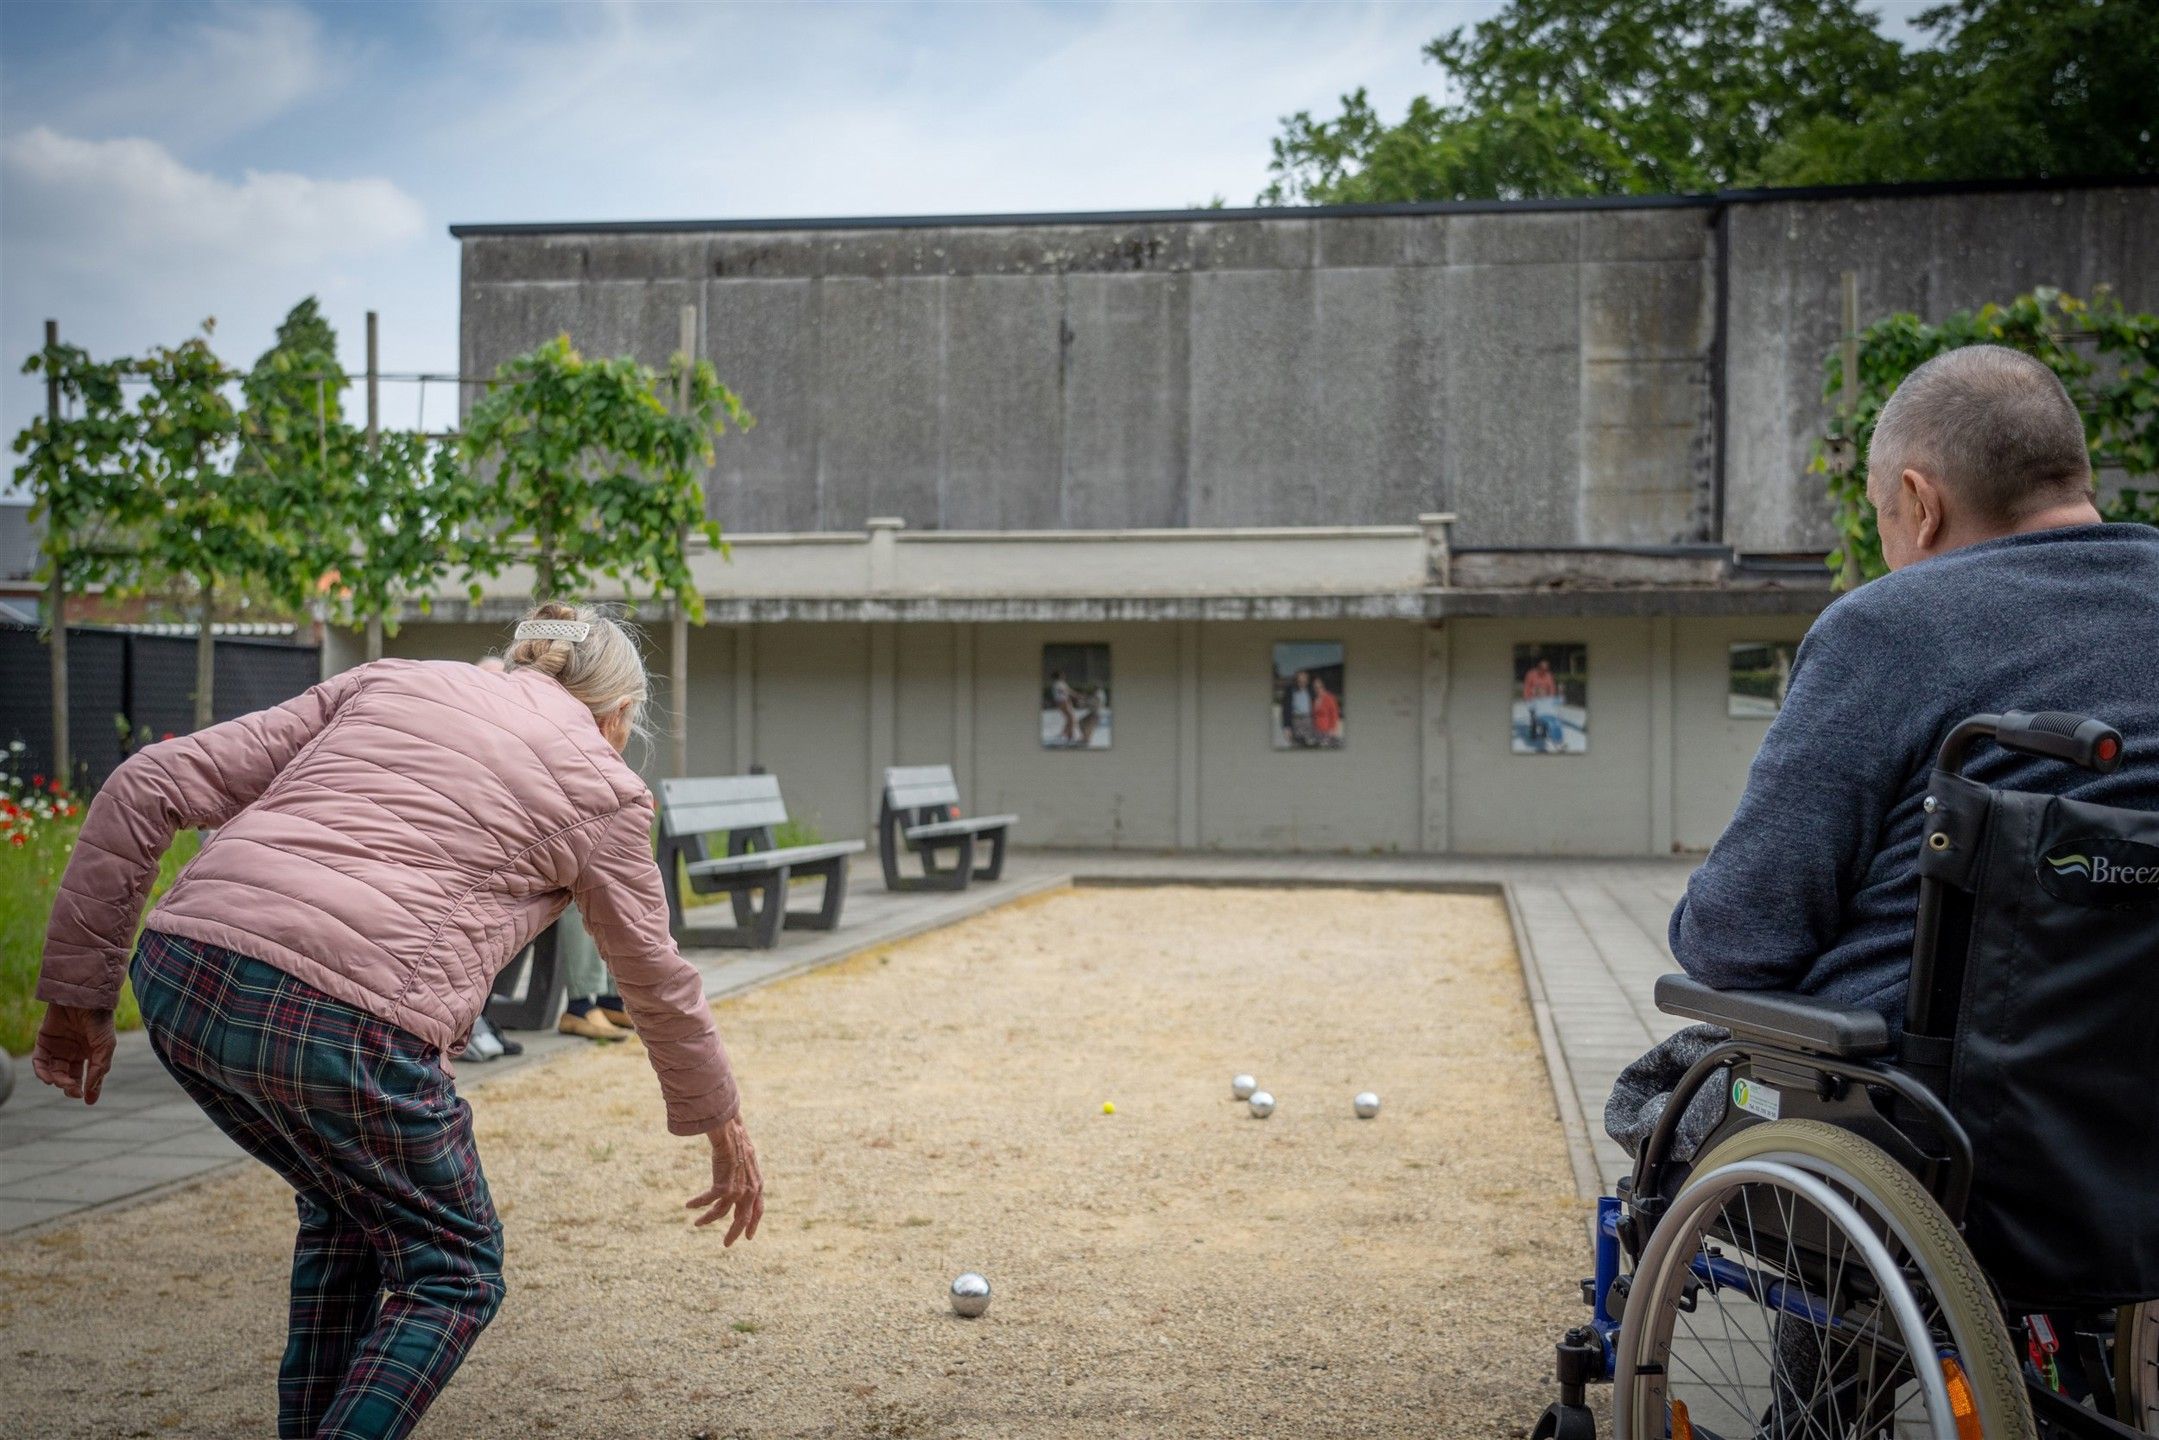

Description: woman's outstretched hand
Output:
[32,1003,116,1105]
[688,1113,764,1245]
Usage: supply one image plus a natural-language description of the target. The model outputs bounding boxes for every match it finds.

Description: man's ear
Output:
[1902,467,1944,551]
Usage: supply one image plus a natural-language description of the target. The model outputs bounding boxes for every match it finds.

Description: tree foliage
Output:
[237,295,345,491]
[1818,287,2159,585]
[12,342,150,597]
[461,334,748,618]
[1263,0,2158,205]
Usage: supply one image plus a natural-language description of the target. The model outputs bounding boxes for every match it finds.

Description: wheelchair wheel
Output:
[1616,1119,2031,1440]
[2122,1302,2159,1432]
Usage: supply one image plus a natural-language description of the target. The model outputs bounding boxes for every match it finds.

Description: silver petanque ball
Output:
[1247,1090,1276,1119]
[1354,1091,1381,1119]
[1231,1073,1258,1101]
[949,1272,992,1318]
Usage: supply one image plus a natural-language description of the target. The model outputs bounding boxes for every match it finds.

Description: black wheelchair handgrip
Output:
[1995,710,2124,773]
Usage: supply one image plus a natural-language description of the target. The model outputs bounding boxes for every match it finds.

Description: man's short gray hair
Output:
[1867,344,2093,522]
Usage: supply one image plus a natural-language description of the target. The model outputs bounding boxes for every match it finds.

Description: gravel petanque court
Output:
[0,885,1585,1438]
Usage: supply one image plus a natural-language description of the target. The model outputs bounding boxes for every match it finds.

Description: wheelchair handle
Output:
[1936,710,2124,775]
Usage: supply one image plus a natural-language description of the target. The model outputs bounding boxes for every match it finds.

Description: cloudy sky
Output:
[0,0,1931,448]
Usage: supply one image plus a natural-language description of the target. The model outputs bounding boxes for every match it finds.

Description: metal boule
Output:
[950,1272,992,1318]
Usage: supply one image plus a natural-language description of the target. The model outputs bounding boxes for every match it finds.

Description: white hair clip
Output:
[515,619,591,644]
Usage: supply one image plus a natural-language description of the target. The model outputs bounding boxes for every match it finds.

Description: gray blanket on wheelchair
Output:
[1602,1023,1731,1162]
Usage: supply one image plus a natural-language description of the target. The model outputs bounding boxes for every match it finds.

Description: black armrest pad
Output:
[1653,974,1893,1057]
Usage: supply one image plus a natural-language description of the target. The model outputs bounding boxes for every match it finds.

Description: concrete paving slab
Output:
[0,1197,76,1232]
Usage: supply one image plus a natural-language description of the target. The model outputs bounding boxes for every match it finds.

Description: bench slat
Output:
[660,775,790,837]
[903,815,1018,840]
[687,839,865,877]
[884,764,961,810]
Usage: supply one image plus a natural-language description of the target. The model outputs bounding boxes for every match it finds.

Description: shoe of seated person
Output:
[557,1008,628,1043]
[464,1019,504,1062]
[471,1014,522,1059]
[594,994,635,1031]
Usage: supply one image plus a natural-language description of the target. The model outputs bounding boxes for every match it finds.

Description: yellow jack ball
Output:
[1101,1101,1116,1114]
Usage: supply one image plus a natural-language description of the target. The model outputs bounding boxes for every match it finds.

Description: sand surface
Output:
[1,885,1585,1438]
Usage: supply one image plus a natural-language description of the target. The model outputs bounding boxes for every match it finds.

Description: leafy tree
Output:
[237,296,345,490]
[309,427,485,656]
[1817,287,2159,585]
[131,325,276,728]
[1262,0,2156,204]
[461,335,748,619]
[11,341,151,787]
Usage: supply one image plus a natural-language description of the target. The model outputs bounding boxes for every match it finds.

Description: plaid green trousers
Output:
[132,931,505,1440]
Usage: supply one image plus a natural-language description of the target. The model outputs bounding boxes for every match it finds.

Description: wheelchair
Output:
[1535,711,2159,1440]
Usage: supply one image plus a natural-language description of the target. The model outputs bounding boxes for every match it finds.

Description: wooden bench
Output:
[658,774,866,948]
[877,765,1017,891]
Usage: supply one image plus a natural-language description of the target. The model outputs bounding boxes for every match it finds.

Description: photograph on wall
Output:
[1272,641,1346,750]
[1041,644,1112,750]
[1511,643,1589,754]
[1728,641,1799,719]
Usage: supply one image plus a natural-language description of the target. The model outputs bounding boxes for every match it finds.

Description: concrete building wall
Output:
[1671,614,1814,852]
[1723,185,2159,553]
[461,207,1720,547]
[459,182,2157,555]
[375,613,1801,857]
[371,608,1822,854]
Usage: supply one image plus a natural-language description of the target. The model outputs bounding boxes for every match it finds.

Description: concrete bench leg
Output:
[913,834,975,891]
[788,857,850,931]
[486,923,565,1031]
[977,828,1008,881]
[675,869,792,950]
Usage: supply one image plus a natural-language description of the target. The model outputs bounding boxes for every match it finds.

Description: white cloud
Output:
[43,2,341,151]
[5,127,423,271]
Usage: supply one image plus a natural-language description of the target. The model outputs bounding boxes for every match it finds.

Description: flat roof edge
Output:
[448,173,2157,239]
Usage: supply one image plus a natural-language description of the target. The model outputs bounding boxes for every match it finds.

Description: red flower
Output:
[30,774,43,787]
[9,833,24,848]
[161,732,176,741]
[49,779,64,794]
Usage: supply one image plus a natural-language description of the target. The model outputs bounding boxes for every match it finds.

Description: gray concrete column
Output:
[731,627,755,774]
[1420,622,1451,853]
[868,622,897,834]
[323,625,365,678]
[1648,615,1675,856]
[1176,619,1201,848]
[952,623,976,802]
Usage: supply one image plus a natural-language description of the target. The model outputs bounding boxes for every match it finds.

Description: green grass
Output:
[677,818,832,908]
[2,814,200,1056]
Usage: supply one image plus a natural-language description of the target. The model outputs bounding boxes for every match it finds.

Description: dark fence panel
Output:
[0,625,319,792]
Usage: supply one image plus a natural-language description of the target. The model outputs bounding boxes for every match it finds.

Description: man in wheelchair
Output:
[1537,346,2159,1440]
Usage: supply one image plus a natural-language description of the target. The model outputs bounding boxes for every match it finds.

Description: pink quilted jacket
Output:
[38,659,737,1135]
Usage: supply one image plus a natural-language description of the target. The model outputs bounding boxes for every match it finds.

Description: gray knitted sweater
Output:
[1607,522,2159,1158]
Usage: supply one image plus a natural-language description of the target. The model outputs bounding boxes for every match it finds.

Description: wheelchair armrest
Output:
[1653,974,1893,1058]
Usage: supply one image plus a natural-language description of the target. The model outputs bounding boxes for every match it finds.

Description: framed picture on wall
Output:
[1272,641,1345,750]
[1728,641,1798,718]
[1041,644,1112,750]
[1511,643,1588,754]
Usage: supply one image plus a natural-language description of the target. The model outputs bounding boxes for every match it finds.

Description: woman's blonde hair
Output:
[505,600,650,742]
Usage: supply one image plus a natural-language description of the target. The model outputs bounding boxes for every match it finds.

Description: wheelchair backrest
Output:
[1916,771,2159,1308]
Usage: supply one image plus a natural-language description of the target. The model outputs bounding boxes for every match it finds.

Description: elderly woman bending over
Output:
[33,601,763,1440]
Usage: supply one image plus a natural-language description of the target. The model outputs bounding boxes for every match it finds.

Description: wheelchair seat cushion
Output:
[1931,783,2159,1308]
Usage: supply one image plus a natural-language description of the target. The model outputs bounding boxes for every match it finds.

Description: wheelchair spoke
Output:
[1640,1175,1953,1440]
